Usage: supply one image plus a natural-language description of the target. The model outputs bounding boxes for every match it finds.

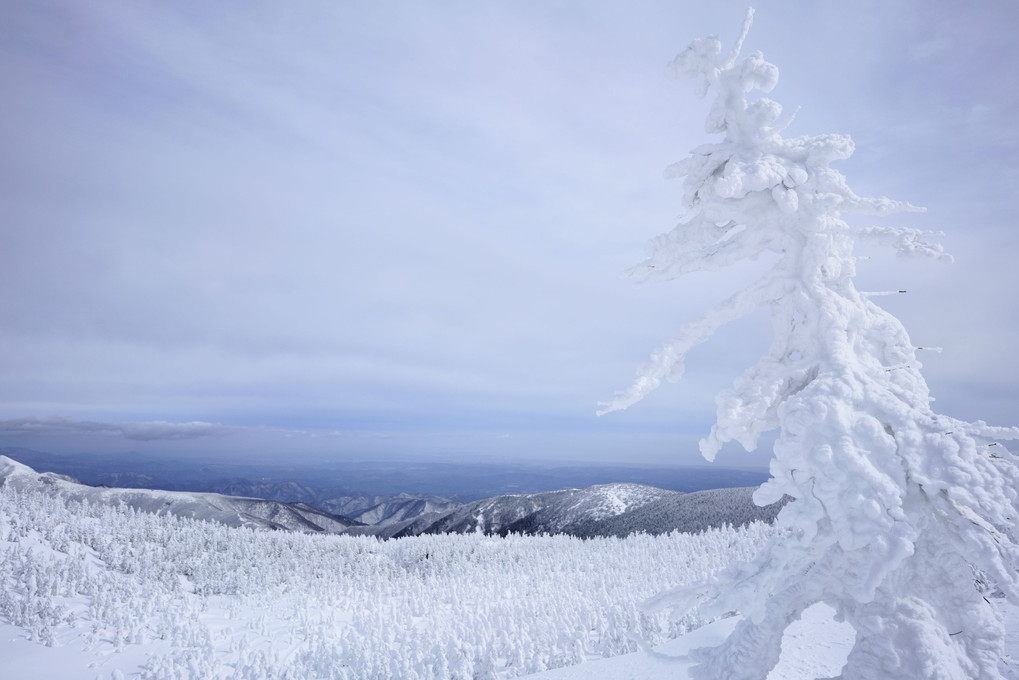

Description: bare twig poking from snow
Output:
[602,8,1019,679]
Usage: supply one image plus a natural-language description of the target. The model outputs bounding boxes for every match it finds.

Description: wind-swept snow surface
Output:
[601,9,1019,680]
[526,604,1019,680]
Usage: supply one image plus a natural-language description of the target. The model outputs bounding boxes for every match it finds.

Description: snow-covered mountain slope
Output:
[384,483,784,538]
[343,492,463,526]
[572,486,786,537]
[410,483,672,536]
[0,456,361,533]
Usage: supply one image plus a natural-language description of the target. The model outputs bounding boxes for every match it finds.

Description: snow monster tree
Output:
[601,10,1019,679]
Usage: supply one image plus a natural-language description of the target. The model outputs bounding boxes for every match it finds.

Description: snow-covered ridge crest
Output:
[601,8,1019,680]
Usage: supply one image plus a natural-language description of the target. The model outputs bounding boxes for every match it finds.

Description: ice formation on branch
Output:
[602,9,1019,679]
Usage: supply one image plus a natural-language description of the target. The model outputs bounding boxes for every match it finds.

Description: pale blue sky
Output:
[1,1,1016,465]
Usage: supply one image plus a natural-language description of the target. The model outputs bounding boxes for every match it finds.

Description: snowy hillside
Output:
[0,456,361,534]
[387,483,783,538]
[569,486,786,538]
[398,483,669,537]
[343,492,463,526]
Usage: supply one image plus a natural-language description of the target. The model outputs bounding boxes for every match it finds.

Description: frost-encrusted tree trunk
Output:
[601,10,1019,680]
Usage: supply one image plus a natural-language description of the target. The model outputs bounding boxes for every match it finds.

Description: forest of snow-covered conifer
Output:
[0,474,776,678]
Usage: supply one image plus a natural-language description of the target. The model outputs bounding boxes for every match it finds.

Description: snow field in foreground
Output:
[524,601,1019,680]
[0,483,771,679]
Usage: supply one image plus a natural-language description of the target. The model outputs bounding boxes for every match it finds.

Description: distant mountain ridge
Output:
[0,454,784,539]
[344,492,463,525]
[0,446,769,500]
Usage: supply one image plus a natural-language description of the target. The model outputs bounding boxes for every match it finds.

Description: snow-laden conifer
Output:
[602,9,1019,679]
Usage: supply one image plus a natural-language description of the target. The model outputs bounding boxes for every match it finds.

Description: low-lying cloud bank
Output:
[0,416,235,441]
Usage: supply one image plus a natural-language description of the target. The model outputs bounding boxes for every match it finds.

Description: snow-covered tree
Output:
[601,9,1019,679]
